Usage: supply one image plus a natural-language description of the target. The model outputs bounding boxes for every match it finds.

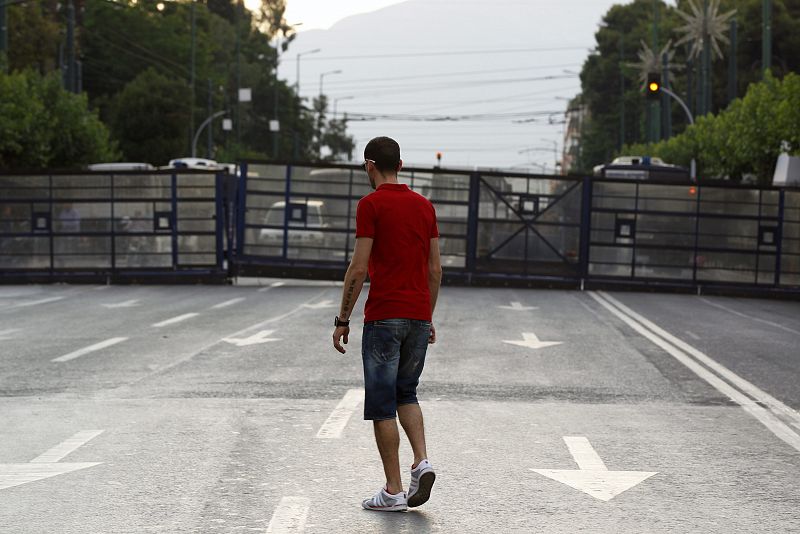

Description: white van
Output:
[259,200,327,248]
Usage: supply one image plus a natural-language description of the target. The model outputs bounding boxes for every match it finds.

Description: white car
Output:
[259,200,327,248]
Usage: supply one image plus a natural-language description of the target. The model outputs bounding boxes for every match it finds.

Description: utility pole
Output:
[762,0,772,75]
[273,36,280,160]
[190,1,196,155]
[662,52,671,140]
[235,0,242,151]
[728,19,737,103]
[66,0,77,93]
[700,0,711,115]
[650,0,661,142]
[207,78,213,158]
[619,36,625,151]
[0,1,7,72]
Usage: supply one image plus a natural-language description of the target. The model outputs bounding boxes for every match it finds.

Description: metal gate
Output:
[0,170,225,282]
[588,180,800,289]
[232,162,584,285]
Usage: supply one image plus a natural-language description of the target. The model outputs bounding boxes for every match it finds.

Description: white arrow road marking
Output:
[266,496,310,533]
[303,300,337,310]
[223,330,281,347]
[0,328,20,340]
[101,299,140,309]
[52,337,129,363]
[1,430,104,491]
[497,301,538,311]
[258,281,285,292]
[211,297,246,310]
[12,296,65,308]
[502,332,562,350]
[531,436,658,502]
[30,430,105,463]
[316,389,364,439]
[152,313,199,328]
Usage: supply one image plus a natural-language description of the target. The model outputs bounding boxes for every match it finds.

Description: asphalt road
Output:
[0,281,798,533]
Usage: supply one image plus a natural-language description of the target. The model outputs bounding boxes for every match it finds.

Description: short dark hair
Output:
[364,136,401,173]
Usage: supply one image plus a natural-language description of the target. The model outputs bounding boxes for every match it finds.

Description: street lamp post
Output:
[540,138,560,175]
[319,69,342,98]
[295,48,320,96]
[333,96,354,119]
[192,111,228,158]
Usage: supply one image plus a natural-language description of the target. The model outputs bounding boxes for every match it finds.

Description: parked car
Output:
[594,156,689,182]
[258,200,328,250]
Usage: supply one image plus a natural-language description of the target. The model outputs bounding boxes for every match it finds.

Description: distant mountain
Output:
[279,0,618,169]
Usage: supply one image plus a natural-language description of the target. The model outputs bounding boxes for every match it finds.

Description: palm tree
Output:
[674,0,737,114]
[627,40,679,89]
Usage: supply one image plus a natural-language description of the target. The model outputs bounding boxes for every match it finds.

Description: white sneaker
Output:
[407,459,435,507]
[361,487,408,512]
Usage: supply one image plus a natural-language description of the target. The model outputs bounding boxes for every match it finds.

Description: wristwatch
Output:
[334,316,350,327]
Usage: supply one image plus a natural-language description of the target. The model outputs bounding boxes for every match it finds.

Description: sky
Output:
[263,0,629,170]
[244,0,404,31]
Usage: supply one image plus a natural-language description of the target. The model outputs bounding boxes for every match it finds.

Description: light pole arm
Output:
[192,111,227,158]
[660,87,694,125]
[659,86,697,181]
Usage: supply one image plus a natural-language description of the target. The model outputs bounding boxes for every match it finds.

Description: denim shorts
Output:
[361,318,431,420]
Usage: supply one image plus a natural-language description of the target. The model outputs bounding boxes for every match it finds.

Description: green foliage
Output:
[7,3,61,74]
[79,0,323,163]
[578,0,800,172]
[107,68,190,166]
[0,70,118,170]
[622,72,800,184]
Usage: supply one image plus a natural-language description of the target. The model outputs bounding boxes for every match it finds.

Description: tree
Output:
[622,72,800,184]
[0,70,118,170]
[577,0,800,172]
[107,68,190,165]
[7,2,61,74]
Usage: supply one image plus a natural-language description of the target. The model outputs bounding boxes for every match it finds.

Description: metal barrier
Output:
[232,162,585,286]
[2,162,798,296]
[233,161,799,296]
[0,170,226,282]
[588,180,800,290]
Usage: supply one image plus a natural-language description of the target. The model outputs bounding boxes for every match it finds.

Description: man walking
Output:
[332,136,442,512]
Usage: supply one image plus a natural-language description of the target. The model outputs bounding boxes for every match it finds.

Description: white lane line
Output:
[600,291,800,429]
[699,297,800,336]
[98,288,334,395]
[266,496,310,533]
[152,313,199,328]
[211,297,246,310]
[590,292,800,453]
[29,430,105,463]
[685,330,701,340]
[564,436,607,470]
[12,296,65,308]
[52,338,129,363]
[316,389,364,439]
[0,328,21,340]
[101,299,140,309]
[259,281,285,293]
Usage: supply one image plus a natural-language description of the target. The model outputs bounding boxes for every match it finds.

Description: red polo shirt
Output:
[355,183,439,322]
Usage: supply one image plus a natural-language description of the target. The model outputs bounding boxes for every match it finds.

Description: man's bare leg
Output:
[397,403,427,466]
[373,419,403,494]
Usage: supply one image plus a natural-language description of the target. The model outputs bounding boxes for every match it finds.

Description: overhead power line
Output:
[301,45,590,61]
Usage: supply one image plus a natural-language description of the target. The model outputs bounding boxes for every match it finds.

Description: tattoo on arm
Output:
[340,278,357,319]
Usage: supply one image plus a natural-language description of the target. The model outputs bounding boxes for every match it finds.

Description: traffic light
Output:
[646,73,661,100]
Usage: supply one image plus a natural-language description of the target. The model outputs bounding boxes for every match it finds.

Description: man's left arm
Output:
[332,237,373,354]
